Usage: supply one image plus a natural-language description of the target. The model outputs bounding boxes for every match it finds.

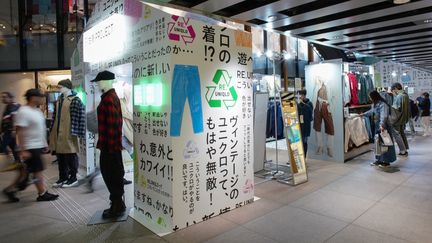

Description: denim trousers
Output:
[170,65,204,137]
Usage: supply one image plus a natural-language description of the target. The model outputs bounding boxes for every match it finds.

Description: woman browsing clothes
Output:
[361,90,396,167]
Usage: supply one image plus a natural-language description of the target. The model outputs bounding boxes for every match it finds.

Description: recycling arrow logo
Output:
[206,69,238,109]
[167,15,196,45]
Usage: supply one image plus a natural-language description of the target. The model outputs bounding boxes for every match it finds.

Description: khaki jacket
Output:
[49,96,80,153]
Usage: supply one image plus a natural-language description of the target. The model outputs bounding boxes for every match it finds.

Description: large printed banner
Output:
[80,0,254,234]
[305,63,344,163]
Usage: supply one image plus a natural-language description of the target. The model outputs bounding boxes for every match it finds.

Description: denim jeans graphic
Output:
[170,65,204,137]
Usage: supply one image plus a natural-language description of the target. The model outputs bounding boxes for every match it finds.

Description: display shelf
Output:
[348,104,372,109]
[344,143,373,161]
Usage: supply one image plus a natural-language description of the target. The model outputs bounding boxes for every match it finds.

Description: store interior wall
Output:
[0,72,36,126]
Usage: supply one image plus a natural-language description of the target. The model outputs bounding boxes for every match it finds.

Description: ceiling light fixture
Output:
[268,15,277,21]
[332,35,342,39]
[393,0,410,4]
[424,19,432,23]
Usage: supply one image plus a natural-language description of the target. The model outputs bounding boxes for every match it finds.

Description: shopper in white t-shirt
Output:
[3,89,59,202]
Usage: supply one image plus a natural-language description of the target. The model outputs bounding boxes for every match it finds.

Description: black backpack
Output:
[409,99,419,118]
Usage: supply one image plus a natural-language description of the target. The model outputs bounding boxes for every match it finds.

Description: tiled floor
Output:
[1,134,431,242]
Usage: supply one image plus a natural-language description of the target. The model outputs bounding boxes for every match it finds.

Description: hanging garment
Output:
[344,115,369,152]
[357,74,368,105]
[343,73,351,106]
[363,116,373,140]
[347,72,359,105]
[170,65,204,137]
[365,75,374,96]
[266,101,284,139]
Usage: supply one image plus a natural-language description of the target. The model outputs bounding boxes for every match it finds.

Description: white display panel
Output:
[77,0,254,235]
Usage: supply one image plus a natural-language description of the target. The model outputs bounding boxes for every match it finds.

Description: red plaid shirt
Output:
[97,89,123,152]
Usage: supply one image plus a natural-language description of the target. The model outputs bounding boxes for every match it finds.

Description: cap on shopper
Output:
[58,79,72,89]
[24,88,45,98]
[90,70,115,82]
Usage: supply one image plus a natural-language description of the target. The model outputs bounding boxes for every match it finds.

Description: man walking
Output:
[391,82,410,156]
[91,71,125,218]
[1,91,20,163]
[3,89,58,202]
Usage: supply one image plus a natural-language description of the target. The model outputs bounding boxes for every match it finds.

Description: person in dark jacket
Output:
[408,98,419,135]
[1,92,20,162]
[297,90,313,156]
[417,92,430,136]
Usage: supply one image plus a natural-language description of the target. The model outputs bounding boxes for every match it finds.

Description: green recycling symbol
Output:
[205,69,238,109]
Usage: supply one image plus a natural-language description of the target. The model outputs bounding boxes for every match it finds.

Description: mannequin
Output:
[91,70,126,219]
[50,79,85,188]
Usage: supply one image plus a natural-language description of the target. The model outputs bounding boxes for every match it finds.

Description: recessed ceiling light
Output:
[268,15,277,21]
[424,19,432,23]
[332,35,342,39]
[393,0,410,4]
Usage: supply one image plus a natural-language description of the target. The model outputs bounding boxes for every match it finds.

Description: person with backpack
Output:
[408,98,419,135]
[417,92,430,136]
[390,83,410,156]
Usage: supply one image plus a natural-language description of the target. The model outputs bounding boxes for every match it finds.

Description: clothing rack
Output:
[344,63,375,161]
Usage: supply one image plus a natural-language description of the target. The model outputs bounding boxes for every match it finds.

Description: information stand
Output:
[279,99,308,185]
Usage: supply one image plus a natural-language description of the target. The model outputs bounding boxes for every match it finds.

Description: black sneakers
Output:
[398,152,408,157]
[102,200,126,219]
[62,178,79,188]
[3,189,19,202]
[378,162,390,168]
[37,191,59,201]
[52,179,67,188]
[370,161,381,166]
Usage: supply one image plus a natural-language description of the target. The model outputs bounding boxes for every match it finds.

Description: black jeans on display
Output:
[57,153,79,181]
[100,151,124,201]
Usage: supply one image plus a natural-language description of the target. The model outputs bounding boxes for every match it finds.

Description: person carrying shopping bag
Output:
[361,90,396,167]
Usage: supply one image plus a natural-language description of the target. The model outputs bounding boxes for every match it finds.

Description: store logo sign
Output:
[167,15,195,45]
[206,69,238,109]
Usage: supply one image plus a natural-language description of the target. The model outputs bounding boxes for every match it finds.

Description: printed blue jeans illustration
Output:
[170,65,204,136]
